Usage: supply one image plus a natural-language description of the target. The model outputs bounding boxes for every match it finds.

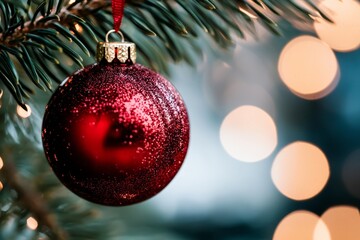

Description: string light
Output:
[26,217,38,230]
[273,210,330,240]
[278,35,339,100]
[239,8,258,19]
[271,141,330,200]
[17,104,32,118]
[314,0,360,52]
[220,105,277,162]
[319,206,360,240]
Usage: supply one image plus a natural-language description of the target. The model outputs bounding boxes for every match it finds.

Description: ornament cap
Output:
[96,30,136,64]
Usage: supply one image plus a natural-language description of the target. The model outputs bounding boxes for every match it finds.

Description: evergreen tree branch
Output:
[1,153,67,240]
[0,0,329,110]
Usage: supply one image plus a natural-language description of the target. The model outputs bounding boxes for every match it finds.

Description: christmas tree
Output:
[1,0,359,239]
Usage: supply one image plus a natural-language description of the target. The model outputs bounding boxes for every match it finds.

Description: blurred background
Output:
[1,0,360,239]
[143,1,360,238]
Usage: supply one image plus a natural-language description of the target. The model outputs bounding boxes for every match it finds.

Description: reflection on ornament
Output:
[73,111,147,169]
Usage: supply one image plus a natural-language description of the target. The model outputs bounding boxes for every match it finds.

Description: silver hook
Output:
[105,30,125,43]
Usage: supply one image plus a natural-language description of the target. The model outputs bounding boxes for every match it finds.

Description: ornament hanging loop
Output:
[97,30,136,64]
[105,30,125,43]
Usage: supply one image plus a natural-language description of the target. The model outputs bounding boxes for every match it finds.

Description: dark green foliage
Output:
[0,0,329,110]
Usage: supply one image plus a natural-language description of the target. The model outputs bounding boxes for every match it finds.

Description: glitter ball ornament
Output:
[42,32,190,206]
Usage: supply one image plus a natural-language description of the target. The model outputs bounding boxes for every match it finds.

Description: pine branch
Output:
[1,154,67,240]
[0,0,329,110]
[0,105,120,239]
[0,0,114,108]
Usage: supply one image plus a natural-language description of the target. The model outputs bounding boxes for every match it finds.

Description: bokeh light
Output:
[26,217,38,230]
[342,150,360,199]
[319,206,360,240]
[314,218,333,240]
[0,156,3,170]
[74,23,83,33]
[278,35,339,100]
[271,141,330,200]
[273,210,330,240]
[0,181,3,191]
[314,0,360,52]
[17,104,32,118]
[220,105,277,162]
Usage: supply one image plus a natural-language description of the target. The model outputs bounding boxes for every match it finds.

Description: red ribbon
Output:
[112,0,125,31]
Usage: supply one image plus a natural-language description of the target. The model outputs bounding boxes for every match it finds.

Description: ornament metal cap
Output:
[96,30,136,64]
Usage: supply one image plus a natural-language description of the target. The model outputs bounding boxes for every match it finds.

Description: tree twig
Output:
[1,154,67,240]
[0,0,111,47]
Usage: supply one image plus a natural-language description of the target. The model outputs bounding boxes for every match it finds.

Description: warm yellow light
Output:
[74,23,83,33]
[220,105,277,162]
[314,0,360,52]
[239,7,258,19]
[0,156,3,170]
[314,218,332,240]
[271,141,330,200]
[0,181,3,191]
[68,0,76,4]
[26,217,38,230]
[278,35,339,100]
[273,210,330,240]
[320,206,360,240]
[17,104,31,118]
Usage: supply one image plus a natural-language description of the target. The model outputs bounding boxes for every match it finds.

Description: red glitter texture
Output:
[42,61,190,206]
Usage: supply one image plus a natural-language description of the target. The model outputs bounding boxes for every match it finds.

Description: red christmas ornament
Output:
[41,31,190,206]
